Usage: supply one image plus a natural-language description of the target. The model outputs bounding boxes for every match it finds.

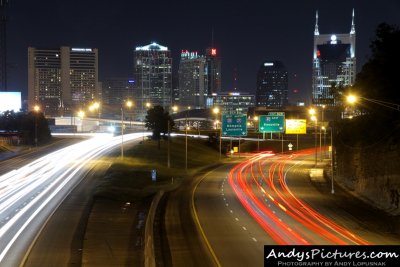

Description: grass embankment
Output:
[94,133,319,201]
[94,136,221,201]
[0,145,8,153]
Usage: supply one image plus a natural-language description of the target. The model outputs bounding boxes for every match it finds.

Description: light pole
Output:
[143,102,151,142]
[121,100,133,160]
[254,116,259,151]
[126,100,133,128]
[185,125,190,171]
[321,126,326,159]
[168,106,178,169]
[309,108,318,165]
[330,126,335,194]
[33,105,40,147]
[213,107,221,159]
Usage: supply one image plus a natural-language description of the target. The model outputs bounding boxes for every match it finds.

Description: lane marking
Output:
[192,170,222,267]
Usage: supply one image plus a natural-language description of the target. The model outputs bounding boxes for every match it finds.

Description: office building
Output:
[256,61,288,108]
[178,50,208,109]
[205,48,221,107]
[102,78,135,106]
[28,47,99,116]
[312,9,356,106]
[134,42,172,119]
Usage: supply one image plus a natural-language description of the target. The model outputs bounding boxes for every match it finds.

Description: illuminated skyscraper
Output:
[205,47,221,95]
[178,50,208,109]
[205,47,221,107]
[134,42,172,118]
[28,47,99,116]
[312,9,356,106]
[256,61,288,108]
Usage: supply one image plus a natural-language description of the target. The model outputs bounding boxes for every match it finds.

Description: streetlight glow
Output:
[126,100,133,108]
[77,110,85,118]
[347,95,357,104]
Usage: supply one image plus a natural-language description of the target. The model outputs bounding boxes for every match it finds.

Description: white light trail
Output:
[0,133,149,264]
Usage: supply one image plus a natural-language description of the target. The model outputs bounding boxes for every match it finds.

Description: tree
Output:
[354,23,400,113]
[0,110,51,145]
[145,105,174,149]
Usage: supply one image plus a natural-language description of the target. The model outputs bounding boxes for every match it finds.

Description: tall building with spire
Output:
[312,9,356,106]
[205,47,221,107]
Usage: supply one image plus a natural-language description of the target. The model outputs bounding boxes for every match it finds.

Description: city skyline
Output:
[4,0,400,105]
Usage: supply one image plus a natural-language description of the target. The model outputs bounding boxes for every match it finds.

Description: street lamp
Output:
[89,101,101,118]
[143,102,151,142]
[185,125,190,171]
[33,105,40,147]
[254,116,259,151]
[309,109,318,165]
[121,100,133,159]
[213,107,221,159]
[321,126,326,159]
[346,94,400,112]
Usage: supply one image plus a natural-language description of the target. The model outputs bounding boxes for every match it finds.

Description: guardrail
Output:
[144,190,164,267]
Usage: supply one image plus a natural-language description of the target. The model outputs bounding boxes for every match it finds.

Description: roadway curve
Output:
[193,149,400,266]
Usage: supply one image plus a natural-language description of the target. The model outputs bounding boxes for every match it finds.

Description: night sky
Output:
[5,0,400,104]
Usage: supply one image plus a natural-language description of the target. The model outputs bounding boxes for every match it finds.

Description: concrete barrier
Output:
[144,190,164,267]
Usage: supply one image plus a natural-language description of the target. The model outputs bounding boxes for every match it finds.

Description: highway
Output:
[0,133,148,266]
[193,149,400,266]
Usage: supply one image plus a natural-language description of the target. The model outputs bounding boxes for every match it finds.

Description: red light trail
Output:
[228,149,369,245]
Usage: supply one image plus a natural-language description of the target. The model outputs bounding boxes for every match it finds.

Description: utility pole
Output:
[167,119,170,168]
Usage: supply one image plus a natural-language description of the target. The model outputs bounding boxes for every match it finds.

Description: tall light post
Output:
[185,125,190,171]
[254,116,260,151]
[121,100,133,160]
[309,108,318,165]
[330,126,335,194]
[168,106,178,168]
[33,105,40,147]
[321,126,326,159]
[143,102,151,142]
[126,100,133,128]
[213,107,221,159]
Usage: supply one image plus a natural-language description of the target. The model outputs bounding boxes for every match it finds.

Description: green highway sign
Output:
[259,114,285,133]
[222,114,247,136]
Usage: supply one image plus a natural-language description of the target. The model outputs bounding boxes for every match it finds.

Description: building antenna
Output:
[211,27,214,47]
[350,8,356,34]
[314,10,319,35]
